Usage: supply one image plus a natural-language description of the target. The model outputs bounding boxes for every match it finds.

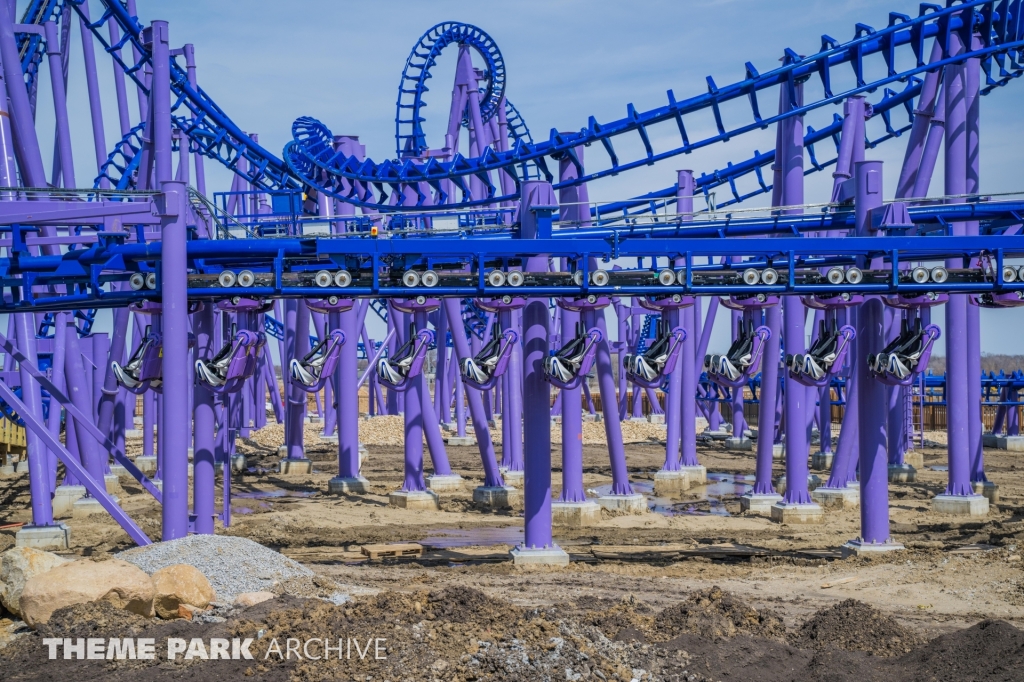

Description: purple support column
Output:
[193,301,216,534]
[512,182,568,565]
[150,17,189,541]
[774,80,819,521]
[281,298,312,472]
[741,304,783,513]
[64,321,104,485]
[965,41,990,497]
[662,307,682,472]
[583,308,636,499]
[558,305,586,502]
[14,312,55,530]
[845,160,899,553]
[935,34,985,515]
[328,305,367,493]
[395,312,428,498]
[499,308,524,474]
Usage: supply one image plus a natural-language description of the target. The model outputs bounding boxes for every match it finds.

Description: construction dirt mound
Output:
[3,587,1024,681]
[795,598,923,657]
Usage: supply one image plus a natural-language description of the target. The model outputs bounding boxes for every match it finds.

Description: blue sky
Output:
[25,1,1024,354]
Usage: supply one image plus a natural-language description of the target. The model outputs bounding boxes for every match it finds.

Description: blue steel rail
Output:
[285,1,1024,211]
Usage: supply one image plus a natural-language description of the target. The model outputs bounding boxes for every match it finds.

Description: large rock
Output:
[234,591,275,607]
[151,564,215,619]
[0,547,69,618]
[19,558,155,627]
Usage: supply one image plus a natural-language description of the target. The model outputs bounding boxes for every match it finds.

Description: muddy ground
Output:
[1,422,1024,680]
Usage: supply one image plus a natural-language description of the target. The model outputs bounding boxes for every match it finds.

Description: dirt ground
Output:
[2,420,1024,680]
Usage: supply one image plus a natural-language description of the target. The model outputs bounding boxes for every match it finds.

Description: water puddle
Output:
[929,465,949,472]
[592,472,753,517]
[420,526,524,549]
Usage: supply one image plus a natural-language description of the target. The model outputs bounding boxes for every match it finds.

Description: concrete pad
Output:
[52,485,86,518]
[0,463,14,476]
[583,413,601,422]
[15,523,70,551]
[724,437,753,452]
[426,474,464,493]
[472,486,519,508]
[134,456,157,474]
[230,454,248,473]
[500,469,524,487]
[14,460,29,473]
[278,458,313,475]
[770,501,824,524]
[679,465,707,486]
[510,546,570,567]
[996,436,1024,451]
[72,495,119,518]
[773,443,785,460]
[972,481,999,504]
[653,469,690,496]
[551,501,602,528]
[840,539,905,558]
[319,434,339,444]
[109,464,130,480]
[388,490,439,510]
[810,451,833,471]
[328,476,370,494]
[704,430,731,441]
[811,486,860,509]
[888,464,917,483]
[125,429,143,438]
[903,451,924,469]
[104,474,122,494]
[740,492,782,516]
[983,433,999,448]
[596,493,647,514]
[932,493,989,516]
[445,436,476,446]
[648,414,666,425]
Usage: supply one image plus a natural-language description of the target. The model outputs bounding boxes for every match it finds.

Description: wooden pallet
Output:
[360,543,424,560]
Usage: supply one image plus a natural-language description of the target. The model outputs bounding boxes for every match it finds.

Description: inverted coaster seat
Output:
[460,326,519,391]
[376,327,434,391]
[289,329,346,392]
[624,321,686,389]
[543,322,603,391]
[787,322,855,388]
[868,320,941,386]
[704,322,772,389]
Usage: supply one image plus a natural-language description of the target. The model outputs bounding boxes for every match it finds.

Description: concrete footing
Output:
[811,486,860,509]
[995,436,1024,451]
[704,429,731,441]
[52,484,86,517]
[445,436,476,446]
[653,469,690,495]
[72,495,119,518]
[770,501,824,524]
[104,474,122,494]
[724,437,753,451]
[472,485,519,508]
[14,460,29,473]
[596,493,647,514]
[840,539,905,558]
[932,493,989,516]
[328,476,370,494]
[134,456,157,474]
[499,469,524,487]
[971,481,999,504]
[15,523,70,550]
[230,455,248,473]
[775,474,822,496]
[888,464,917,483]
[648,414,666,425]
[0,463,14,476]
[426,474,464,493]
[551,500,602,527]
[772,443,784,460]
[903,451,924,469]
[739,492,782,516]
[510,545,570,567]
[388,490,439,510]
[810,451,833,470]
[278,458,313,475]
[679,465,707,486]
[109,464,130,480]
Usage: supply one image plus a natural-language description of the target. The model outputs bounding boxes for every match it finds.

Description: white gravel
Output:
[118,534,312,602]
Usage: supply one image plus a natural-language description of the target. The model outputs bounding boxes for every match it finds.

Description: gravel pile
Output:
[118,535,313,602]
